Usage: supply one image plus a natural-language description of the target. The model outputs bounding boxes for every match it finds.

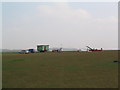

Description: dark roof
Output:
[37,45,49,46]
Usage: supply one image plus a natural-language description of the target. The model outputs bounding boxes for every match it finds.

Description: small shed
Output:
[37,45,49,52]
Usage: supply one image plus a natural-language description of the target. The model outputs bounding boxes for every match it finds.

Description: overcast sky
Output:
[2,2,118,50]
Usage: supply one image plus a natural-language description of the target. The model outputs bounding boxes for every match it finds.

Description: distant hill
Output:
[1,48,79,52]
[49,48,78,51]
[0,48,118,52]
[1,49,21,52]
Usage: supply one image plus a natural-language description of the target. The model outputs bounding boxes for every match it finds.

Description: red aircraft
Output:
[86,46,103,51]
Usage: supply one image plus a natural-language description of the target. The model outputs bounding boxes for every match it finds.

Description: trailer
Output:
[37,45,49,52]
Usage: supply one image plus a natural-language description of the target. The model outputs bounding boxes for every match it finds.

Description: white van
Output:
[19,50,29,54]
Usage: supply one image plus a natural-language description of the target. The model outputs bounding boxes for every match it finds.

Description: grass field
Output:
[2,51,118,88]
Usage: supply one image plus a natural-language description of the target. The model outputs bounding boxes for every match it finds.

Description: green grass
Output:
[2,51,118,88]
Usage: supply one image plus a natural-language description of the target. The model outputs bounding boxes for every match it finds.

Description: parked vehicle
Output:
[86,46,103,52]
[28,49,35,53]
[19,50,29,54]
[52,48,62,52]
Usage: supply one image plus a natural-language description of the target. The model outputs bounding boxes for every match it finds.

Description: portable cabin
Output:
[37,45,49,52]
